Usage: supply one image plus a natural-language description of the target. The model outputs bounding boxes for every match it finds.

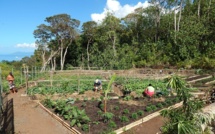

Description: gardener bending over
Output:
[94,79,102,92]
[143,84,155,98]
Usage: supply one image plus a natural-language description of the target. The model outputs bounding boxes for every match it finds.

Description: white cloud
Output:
[91,0,150,23]
[15,43,36,48]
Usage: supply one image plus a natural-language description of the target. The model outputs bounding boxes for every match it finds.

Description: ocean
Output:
[0,52,33,62]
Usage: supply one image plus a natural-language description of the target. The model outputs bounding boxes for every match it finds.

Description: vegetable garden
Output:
[23,69,191,134]
[2,67,215,134]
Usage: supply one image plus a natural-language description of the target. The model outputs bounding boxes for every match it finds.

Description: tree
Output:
[34,24,59,71]
[45,14,80,70]
[81,21,97,70]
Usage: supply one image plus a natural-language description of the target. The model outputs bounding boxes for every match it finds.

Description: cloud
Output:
[15,43,36,48]
[91,0,150,23]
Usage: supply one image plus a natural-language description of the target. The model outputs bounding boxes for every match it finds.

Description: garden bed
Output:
[42,95,180,134]
[186,75,211,82]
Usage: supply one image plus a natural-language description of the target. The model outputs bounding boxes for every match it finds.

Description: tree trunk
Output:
[60,39,72,70]
[177,0,183,31]
[174,11,177,40]
[198,0,201,19]
[208,0,211,20]
[109,33,117,57]
[41,50,59,72]
[87,39,91,70]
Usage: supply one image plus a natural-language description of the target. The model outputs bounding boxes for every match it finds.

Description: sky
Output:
[0,0,150,61]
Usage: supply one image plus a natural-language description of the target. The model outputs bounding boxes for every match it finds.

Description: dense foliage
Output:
[2,0,215,70]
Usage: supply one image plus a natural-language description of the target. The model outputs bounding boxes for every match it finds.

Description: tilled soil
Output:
[44,96,177,134]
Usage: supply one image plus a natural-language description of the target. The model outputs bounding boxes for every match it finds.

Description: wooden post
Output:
[22,64,29,94]
[78,73,80,94]
[50,71,53,88]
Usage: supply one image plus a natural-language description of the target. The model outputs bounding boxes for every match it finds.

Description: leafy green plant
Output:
[102,112,114,123]
[145,106,152,112]
[114,106,119,110]
[131,113,138,119]
[119,115,129,123]
[93,121,100,125]
[108,120,117,128]
[137,110,144,116]
[99,102,104,111]
[81,124,89,132]
[150,105,157,111]
[123,95,132,101]
[42,98,56,108]
[70,107,91,128]
[123,109,130,114]
[66,98,75,104]
[157,103,163,108]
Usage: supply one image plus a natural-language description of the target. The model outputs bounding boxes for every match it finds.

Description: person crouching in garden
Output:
[6,72,16,93]
[143,84,155,100]
[94,79,102,92]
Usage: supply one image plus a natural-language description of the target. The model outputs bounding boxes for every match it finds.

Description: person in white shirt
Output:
[94,79,102,92]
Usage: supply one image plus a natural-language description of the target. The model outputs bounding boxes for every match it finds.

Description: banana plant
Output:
[104,74,116,113]
[165,74,185,96]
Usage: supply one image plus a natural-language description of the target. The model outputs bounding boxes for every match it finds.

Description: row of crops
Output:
[27,74,168,96]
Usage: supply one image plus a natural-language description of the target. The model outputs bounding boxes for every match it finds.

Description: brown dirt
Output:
[43,94,177,134]
[2,87,72,134]
[122,116,167,134]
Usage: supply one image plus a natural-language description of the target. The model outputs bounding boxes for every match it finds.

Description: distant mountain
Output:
[0,52,34,62]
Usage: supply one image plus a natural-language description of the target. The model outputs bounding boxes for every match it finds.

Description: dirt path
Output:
[5,87,71,134]
[122,103,215,134]
[122,116,165,134]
